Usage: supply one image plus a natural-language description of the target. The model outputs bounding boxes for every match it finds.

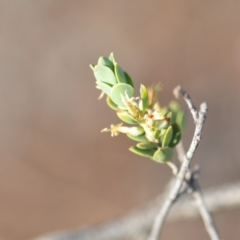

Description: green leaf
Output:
[153,129,161,140]
[169,101,180,112]
[160,129,166,137]
[111,83,134,107]
[152,147,173,163]
[139,84,149,112]
[127,133,147,142]
[162,126,173,147]
[106,96,118,110]
[114,63,127,83]
[124,71,134,88]
[176,110,187,131]
[146,128,161,142]
[159,107,169,117]
[98,57,114,71]
[168,100,180,122]
[116,110,137,124]
[128,126,145,136]
[96,81,112,96]
[129,146,157,158]
[94,65,117,85]
[156,119,169,130]
[166,111,172,121]
[168,123,181,148]
[137,141,158,149]
[90,64,95,70]
[109,52,116,64]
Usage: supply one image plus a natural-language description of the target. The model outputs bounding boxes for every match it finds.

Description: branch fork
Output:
[148,86,221,240]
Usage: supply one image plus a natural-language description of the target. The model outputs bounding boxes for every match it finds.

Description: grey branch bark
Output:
[148,86,208,240]
[176,142,221,240]
[33,181,240,240]
[192,181,220,240]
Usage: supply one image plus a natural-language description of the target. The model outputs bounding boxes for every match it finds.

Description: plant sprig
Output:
[90,53,186,163]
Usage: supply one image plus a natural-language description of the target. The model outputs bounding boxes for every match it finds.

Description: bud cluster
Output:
[90,53,186,163]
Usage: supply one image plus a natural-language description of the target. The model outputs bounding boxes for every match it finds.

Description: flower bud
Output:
[139,84,149,112]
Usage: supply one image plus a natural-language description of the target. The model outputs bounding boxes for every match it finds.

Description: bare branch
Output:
[148,87,208,240]
[33,181,240,240]
[173,85,198,122]
[192,181,221,240]
[166,162,178,175]
[176,142,221,240]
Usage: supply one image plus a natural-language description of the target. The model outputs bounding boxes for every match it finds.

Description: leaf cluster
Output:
[90,53,186,163]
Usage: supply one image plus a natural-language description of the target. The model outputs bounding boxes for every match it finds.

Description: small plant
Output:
[90,53,185,164]
[90,53,221,240]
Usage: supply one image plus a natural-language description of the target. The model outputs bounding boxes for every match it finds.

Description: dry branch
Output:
[148,87,210,240]
[33,181,240,240]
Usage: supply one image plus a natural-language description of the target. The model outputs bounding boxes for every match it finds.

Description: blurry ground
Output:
[0,1,240,240]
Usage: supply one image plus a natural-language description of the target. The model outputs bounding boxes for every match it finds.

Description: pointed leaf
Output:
[111,83,134,107]
[129,146,157,158]
[98,57,114,71]
[169,101,180,113]
[168,100,180,122]
[96,81,112,96]
[114,63,127,83]
[153,129,161,140]
[124,71,134,88]
[139,84,149,112]
[166,112,172,123]
[109,52,116,64]
[90,64,95,70]
[128,126,145,136]
[127,133,147,142]
[152,147,173,163]
[146,128,161,142]
[156,119,169,130]
[159,107,169,117]
[162,126,173,147]
[176,110,187,131]
[137,141,158,149]
[169,123,181,148]
[94,65,117,85]
[160,129,166,137]
[116,110,137,124]
[106,96,118,110]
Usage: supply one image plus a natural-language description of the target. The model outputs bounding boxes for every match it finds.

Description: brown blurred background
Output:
[0,1,240,240]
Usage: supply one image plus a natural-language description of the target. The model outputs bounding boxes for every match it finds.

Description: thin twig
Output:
[192,181,221,240]
[173,85,198,122]
[176,141,221,240]
[166,162,178,175]
[148,86,208,240]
